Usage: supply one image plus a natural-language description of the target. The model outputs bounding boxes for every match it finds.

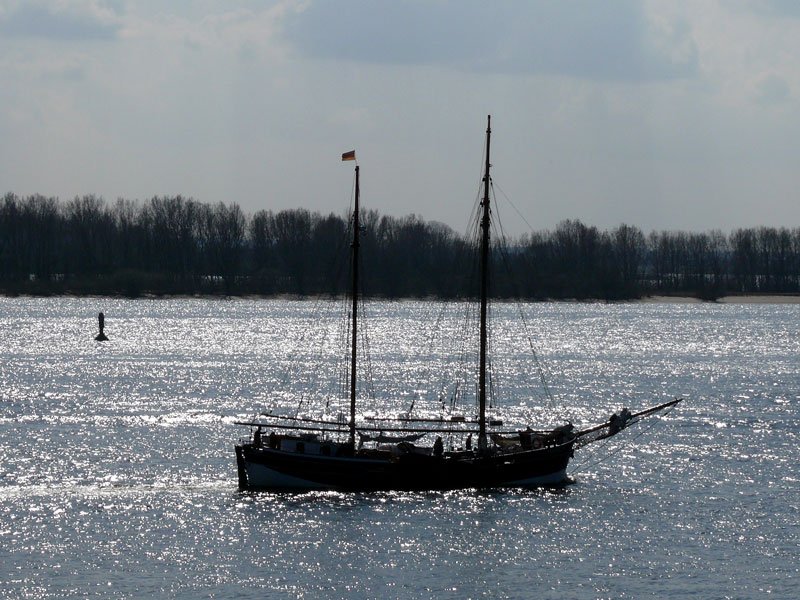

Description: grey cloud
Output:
[0,2,121,41]
[748,0,800,18]
[755,73,791,104]
[283,0,697,81]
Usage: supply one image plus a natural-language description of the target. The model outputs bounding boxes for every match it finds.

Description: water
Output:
[1,298,798,599]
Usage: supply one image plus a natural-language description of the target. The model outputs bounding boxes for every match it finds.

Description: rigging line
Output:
[446,300,472,413]
[569,404,679,475]
[492,180,536,235]
[320,182,357,298]
[338,300,348,405]
[302,270,352,413]
[316,255,352,413]
[284,294,331,410]
[435,192,482,411]
[294,297,341,417]
[500,270,558,410]
[359,294,377,402]
[338,293,351,408]
[336,205,355,412]
[420,302,448,413]
[444,217,481,414]
[491,184,588,417]
[442,183,485,417]
[459,233,481,415]
[335,188,361,415]
[569,419,656,475]
[449,298,473,413]
[405,301,443,417]
[428,217,478,407]
[463,129,489,236]
[345,209,376,406]
[282,195,356,415]
[463,161,484,245]
[497,274,557,411]
[490,186,559,414]
[494,205,561,417]
[453,301,473,411]
[486,297,498,410]
[326,225,352,298]
[290,307,324,415]
[280,293,328,384]
[291,167,361,420]
[487,330,495,410]
[434,305,452,410]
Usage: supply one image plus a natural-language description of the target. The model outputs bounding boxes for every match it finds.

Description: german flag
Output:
[341,150,356,161]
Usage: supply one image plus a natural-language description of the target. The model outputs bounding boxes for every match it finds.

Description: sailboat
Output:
[234,116,681,491]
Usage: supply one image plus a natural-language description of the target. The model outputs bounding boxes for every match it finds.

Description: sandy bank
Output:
[642,295,800,304]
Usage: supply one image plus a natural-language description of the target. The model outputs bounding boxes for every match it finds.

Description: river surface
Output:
[1,297,798,599]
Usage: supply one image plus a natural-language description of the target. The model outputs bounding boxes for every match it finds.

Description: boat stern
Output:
[235,444,250,489]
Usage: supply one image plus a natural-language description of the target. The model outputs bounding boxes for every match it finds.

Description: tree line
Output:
[2,192,799,300]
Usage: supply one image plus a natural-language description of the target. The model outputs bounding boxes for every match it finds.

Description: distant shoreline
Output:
[642,294,800,304]
[3,292,800,304]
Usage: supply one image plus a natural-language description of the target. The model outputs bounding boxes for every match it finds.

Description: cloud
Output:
[0,0,121,41]
[0,52,88,81]
[754,72,791,104]
[283,0,698,81]
[117,3,295,64]
[748,0,800,18]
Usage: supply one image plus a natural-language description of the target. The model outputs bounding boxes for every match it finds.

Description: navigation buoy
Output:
[95,311,108,341]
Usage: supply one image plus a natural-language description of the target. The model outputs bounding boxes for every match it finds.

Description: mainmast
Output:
[478,115,491,448]
[349,164,360,448]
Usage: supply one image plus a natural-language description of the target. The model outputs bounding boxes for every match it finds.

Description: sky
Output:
[1,0,799,236]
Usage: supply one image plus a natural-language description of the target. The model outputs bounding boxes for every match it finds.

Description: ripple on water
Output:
[1,298,798,598]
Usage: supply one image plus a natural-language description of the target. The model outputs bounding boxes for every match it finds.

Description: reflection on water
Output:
[1,298,798,598]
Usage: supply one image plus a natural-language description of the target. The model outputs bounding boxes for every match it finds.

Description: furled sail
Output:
[358,432,426,444]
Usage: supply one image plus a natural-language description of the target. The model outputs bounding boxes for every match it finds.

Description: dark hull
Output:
[235,442,574,491]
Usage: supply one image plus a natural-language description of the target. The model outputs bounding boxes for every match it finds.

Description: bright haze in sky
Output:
[1,1,798,236]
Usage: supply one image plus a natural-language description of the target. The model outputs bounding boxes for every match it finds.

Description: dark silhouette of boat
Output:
[234,117,681,491]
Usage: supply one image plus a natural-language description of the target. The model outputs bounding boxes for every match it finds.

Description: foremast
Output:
[349,163,360,448]
[478,115,491,449]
